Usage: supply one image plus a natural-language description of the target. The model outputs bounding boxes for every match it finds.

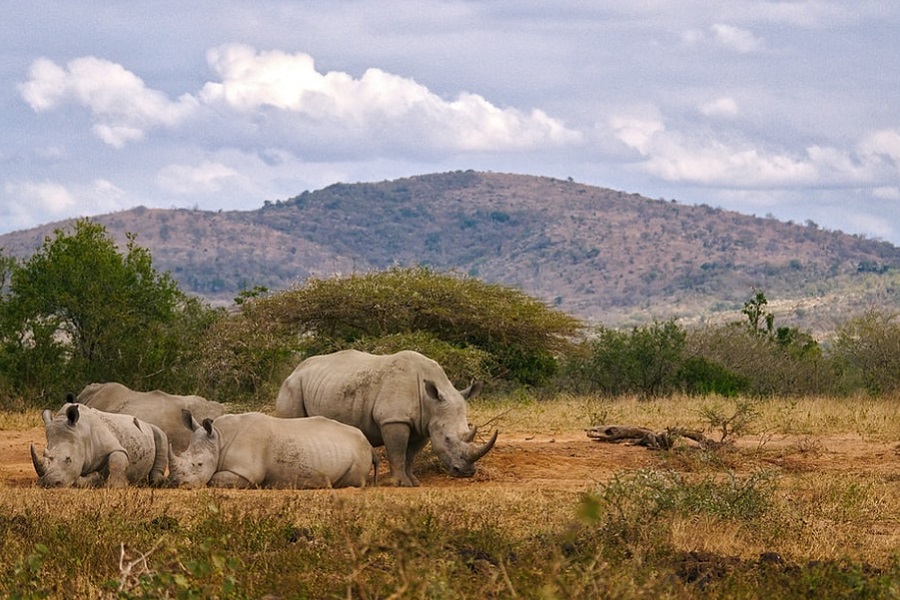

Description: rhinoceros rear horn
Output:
[462,424,478,443]
[466,429,498,463]
[30,444,46,477]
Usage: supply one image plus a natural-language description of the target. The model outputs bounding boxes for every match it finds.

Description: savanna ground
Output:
[3,395,900,598]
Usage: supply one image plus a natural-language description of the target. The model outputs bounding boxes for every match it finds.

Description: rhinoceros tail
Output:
[149,425,169,487]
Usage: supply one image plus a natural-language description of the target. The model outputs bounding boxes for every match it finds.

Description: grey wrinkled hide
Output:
[77,382,226,453]
[275,349,497,487]
[32,403,168,488]
[168,412,376,489]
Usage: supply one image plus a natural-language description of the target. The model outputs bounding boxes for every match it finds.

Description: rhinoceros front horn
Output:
[466,429,498,463]
[30,444,46,478]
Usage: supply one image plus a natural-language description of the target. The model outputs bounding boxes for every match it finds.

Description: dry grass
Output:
[0,409,41,431]
[4,393,900,597]
[471,392,900,440]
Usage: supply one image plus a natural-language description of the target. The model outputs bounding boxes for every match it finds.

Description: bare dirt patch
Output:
[8,425,900,489]
[0,427,46,486]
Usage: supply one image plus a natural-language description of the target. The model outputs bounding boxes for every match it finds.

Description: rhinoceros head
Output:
[167,410,219,488]
[424,379,498,478]
[31,405,88,488]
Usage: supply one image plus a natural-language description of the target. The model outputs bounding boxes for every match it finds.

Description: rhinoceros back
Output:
[276,350,436,446]
[214,413,373,488]
[78,382,226,453]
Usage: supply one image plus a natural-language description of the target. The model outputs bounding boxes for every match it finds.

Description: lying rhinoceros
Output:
[76,382,226,453]
[31,403,168,488]
[168,411,377,489]
[275,349,498,486]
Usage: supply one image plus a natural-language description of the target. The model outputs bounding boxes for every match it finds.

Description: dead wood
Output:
[585,424,728,451]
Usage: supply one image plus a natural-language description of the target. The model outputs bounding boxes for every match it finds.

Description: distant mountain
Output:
[2,171,899,334]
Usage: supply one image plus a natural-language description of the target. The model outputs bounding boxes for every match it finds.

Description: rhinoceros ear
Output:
[201,419,214,437]
[181,409,196,431]
[65,404,80,426]
[460,380,483,400]
[66,392,77,404]
[424,380,443,402]
[41,409,53,427]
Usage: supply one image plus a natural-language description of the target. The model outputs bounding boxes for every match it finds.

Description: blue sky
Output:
[3,1,900,243]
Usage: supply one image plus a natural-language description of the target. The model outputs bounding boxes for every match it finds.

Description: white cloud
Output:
[682,24,764,54]
[17,59,68,111]
[4,180,75,214]
[700,97,740,118]
[711,24,764,53]
[606,112,900,190]
[648,141,814,186]
[873,186,900,200]
[610,115,822,186]
[198,44,581,151]
[156,161,245,195]
[609,116,664,154]
[19,56,199,147]
[843,212,895,240]
[2,178,127,231]
[18,45,579,155]
[860,130,900,165]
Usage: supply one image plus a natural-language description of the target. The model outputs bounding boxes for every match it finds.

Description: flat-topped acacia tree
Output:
[224,267,583,392]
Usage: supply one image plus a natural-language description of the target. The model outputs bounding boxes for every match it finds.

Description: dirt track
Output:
[7,424,900,489]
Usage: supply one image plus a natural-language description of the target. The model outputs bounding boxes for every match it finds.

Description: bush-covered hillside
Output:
[1,171,899,332]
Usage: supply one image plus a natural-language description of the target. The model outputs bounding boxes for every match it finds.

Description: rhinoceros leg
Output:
[209,470,255,488]
[106,451,130,488]
[404,437,429,486]
[75,472,105,488]
[381,422,418,487]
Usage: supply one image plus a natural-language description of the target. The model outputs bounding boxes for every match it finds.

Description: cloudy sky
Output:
[3,1,900,243]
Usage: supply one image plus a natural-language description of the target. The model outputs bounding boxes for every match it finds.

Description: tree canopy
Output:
[0,220,213,406]
[244,267,583,386]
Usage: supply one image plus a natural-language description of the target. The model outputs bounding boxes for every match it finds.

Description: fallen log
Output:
[585,425,727,451]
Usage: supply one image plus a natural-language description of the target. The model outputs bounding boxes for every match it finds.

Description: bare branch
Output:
[586,424,729,451]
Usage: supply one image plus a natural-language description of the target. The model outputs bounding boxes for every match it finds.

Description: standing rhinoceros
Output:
[275,349,498,487]
[76,382,226,453]
[31,403,168,488]
[168,411,376,489]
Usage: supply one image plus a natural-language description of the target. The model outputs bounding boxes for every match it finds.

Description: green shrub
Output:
[579,468,778,560]
[561,320,687,397]
[349,330,494,385]
[831,310,900,395]
[687,324,831,397]
[249,266,581,387]
[678,356,750,397]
